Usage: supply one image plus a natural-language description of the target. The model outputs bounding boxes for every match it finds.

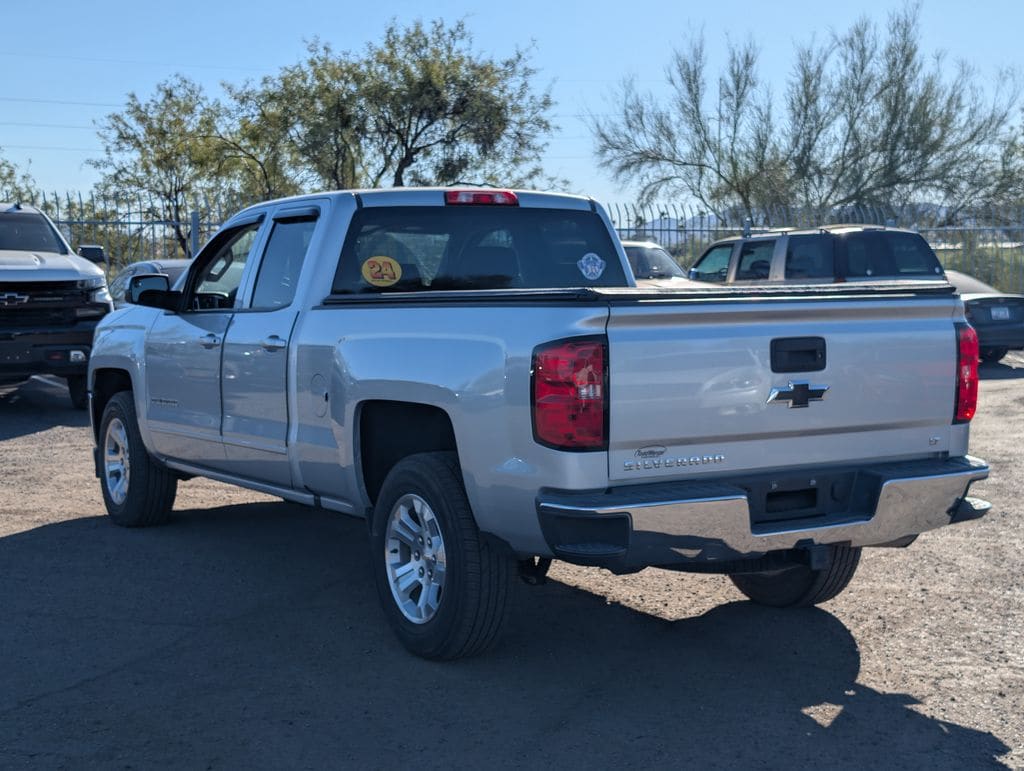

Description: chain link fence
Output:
[14,192,1024,293]
[24,191,235,270]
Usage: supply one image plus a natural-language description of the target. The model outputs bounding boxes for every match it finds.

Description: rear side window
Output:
[689,244,733,282]
[785,234,834,279]
[331,207,627,293]
[841,231,943,278]
[735,240,775,280]
[251,217,317,309]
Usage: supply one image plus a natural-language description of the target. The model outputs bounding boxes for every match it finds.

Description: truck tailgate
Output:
[606,295,959,482]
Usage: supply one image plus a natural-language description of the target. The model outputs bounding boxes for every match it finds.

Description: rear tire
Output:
[981,347,1008,363]
[66,375,88,410]
[99,391,177,527]
[729,545,861,607]
[370,452,514,660]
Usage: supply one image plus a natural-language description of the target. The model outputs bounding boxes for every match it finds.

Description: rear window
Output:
[332,207,627,293]
[0,212,67,254]
[840,231,943,278]
[785,234,834,279]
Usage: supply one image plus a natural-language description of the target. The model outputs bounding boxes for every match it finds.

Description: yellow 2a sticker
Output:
[361,256,402,287]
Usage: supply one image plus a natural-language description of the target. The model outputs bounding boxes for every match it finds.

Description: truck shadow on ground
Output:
[0,502,1009,768]
[0,377,88,441]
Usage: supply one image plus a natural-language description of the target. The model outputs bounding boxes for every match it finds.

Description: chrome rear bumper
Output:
[536,456,989,570]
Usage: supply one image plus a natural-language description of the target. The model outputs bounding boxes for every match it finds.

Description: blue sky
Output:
[1,0,1020,203]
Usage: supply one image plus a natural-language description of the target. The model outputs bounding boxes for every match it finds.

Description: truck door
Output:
[145,218,264,467]
[220,206,320,487]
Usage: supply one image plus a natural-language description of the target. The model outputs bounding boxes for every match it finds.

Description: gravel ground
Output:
[1,359,1021,769]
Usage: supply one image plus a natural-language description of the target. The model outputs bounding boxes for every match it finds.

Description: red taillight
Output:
[444,189,519,206]
[955,322,979,423]
[532,337,607,451]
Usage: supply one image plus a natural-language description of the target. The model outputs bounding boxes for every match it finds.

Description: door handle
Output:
[261,335,287,352]
[770,337,826,373]
[198,333,221,349]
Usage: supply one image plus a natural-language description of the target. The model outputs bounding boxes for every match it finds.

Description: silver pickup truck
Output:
[88,188,990,659]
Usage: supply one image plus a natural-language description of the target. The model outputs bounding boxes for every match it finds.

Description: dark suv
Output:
[0,203,112,408]
[688,225,946,285]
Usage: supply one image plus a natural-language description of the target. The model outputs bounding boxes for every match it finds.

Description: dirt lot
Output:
[1,359,1022,768]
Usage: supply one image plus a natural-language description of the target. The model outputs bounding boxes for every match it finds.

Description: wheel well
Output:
[359,401,458,505]
[91,369,133,441]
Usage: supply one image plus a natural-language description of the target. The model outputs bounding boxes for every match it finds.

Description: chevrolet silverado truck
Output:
[1,202,112,408]
[87,189,990,659]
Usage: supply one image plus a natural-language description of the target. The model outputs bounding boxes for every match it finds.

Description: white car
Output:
[620,240,704,287]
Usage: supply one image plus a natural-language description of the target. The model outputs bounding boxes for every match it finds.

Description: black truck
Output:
[0,203,112,408]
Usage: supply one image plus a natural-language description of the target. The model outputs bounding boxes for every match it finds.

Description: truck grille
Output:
[0,307,77,327]
[0,281,91,307]
[0,281,96,329]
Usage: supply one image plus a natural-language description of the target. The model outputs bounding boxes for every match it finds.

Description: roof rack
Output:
[819,223,887,232]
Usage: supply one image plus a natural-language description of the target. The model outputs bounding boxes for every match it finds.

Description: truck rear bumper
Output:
[536,456,989,572]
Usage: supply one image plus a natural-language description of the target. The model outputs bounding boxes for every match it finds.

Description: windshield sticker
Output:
[361,256,403,287]
[577,252,606,281]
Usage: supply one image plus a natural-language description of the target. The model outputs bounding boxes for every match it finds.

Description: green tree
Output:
[212,82,305,201]
[90,19,561,225]
[0,152,37,202]
[231,20,557,191]
[242,40,368,191]
[90,75,227,256]
[361,20,554,187]
[592,6,1018,219]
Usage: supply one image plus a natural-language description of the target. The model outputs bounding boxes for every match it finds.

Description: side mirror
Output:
[78,244,107,264]
[128,273,176,309]
[688,268,699,280]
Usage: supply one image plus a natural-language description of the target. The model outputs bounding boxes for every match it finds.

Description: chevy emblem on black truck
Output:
[0,292,29,306]
[767,381,829,408]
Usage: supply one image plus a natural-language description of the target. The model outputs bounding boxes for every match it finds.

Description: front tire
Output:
[370,452,514,660]
[730,545,861,607]
[66,375,88,410]
[981,347,1008,363]
[99,391,177,527]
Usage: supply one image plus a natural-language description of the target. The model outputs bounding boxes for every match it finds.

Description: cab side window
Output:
[187,222,261,310]
[785,235,834,279]
[690,244,733,282]
[250,217,318,309]
[735,240,775,280]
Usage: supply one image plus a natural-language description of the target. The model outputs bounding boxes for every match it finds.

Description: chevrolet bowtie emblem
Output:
[767,381,829,408]
[0,292,30,307]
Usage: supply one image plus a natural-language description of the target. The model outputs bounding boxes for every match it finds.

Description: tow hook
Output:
[519,557,552,586]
